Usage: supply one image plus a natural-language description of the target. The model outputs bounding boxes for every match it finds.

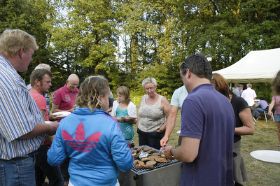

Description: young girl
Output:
[111,86,137,146]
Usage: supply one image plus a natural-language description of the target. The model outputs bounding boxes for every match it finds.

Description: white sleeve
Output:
[241,91,245,98]
[111,100,119,117]
[170,90,179,107]
[127,102,137,118]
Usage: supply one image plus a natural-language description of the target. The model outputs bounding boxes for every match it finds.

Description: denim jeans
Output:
[0,154,36,186]
[35,145,64,186]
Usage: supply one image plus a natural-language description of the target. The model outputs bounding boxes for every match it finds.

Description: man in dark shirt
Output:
[164,54,235,186]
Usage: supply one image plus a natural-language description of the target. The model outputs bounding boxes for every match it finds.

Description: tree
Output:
[49,0,118,88]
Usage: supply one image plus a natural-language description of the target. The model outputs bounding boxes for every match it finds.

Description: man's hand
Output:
[160,135,169,147]
[46,121,59,135]
[163,145,174,159]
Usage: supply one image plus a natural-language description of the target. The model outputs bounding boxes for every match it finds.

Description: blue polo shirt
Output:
[180,84,235,186]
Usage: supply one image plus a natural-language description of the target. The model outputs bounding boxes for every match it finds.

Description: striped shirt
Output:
[0,55,44,160]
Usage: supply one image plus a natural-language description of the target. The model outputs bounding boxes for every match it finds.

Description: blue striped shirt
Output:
[0,55,45,160]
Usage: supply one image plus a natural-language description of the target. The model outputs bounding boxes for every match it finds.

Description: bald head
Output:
[67,74,79,91]
[67,74,79,81]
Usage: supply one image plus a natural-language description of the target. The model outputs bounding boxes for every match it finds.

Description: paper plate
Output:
[52,111,71,118]
[45,121,53,125]
[250,150,280,163]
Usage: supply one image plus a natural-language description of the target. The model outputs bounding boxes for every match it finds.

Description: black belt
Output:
[0,151,36,161]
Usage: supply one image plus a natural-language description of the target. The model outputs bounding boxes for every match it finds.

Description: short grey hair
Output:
[34,63,51,71]
[0,29,38,57]
[247,83,252,88]
[142,77,157,87]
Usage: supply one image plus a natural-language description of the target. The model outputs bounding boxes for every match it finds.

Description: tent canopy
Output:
[213,48,280,83]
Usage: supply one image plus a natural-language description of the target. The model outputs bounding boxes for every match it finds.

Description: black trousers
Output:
[35,145,64,186]
[137,128,164,150]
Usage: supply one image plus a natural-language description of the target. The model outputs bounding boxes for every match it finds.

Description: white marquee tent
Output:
[213,48,280,83]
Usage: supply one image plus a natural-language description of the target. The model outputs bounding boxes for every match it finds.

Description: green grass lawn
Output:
[133,115,280,186]
[241,120,280,186]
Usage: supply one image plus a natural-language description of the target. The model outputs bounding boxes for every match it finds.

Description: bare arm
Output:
[19,122,58,140]
[157,97,171,132]
[268,98,275,116]
[117,117,137,124]
[164,137,200,162]
[123,117,137,124]
[160,106,178,146]
[21,109,58,140]
[162,96,171,115]
[136,96,145,128]
[235,108,255,135]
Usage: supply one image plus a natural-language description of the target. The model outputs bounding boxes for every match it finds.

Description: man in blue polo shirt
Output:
[164,54,235,186]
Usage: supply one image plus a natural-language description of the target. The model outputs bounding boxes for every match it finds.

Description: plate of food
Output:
[45,121,53,125]
[250,150,280,163]
[52,111,71,118]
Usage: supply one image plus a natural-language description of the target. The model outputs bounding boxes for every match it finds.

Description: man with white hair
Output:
[52,74,79,113]
[34,63,51,71]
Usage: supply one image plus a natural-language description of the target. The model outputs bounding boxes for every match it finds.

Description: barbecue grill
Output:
[131,159,179,175]
[119,147,182,186]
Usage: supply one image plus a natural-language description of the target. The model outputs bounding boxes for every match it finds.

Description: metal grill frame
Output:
[131,159,179,175]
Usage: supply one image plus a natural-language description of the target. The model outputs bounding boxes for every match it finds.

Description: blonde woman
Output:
[47,76,133,186]
[137,77,170,149]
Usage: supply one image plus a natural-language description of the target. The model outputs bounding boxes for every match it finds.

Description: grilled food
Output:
[133,145,171,170]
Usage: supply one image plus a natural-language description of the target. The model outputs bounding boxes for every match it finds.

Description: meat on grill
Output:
[132,146,171,170]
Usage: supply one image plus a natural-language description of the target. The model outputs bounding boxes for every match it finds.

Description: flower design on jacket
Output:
[62,122,101,152]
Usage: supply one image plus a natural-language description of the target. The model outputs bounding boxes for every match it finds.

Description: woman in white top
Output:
[137,77,170,149]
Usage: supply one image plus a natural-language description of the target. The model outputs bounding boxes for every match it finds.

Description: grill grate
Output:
[131,159,179,175]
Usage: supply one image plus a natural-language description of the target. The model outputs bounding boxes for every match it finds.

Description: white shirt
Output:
[111,100,137,118]
[170,86,188,108]
[241,87,257,106]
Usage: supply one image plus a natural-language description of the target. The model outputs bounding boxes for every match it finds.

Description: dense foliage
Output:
[1,0,280,99]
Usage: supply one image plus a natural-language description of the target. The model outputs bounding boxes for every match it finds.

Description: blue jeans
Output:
[0,154,36,186]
